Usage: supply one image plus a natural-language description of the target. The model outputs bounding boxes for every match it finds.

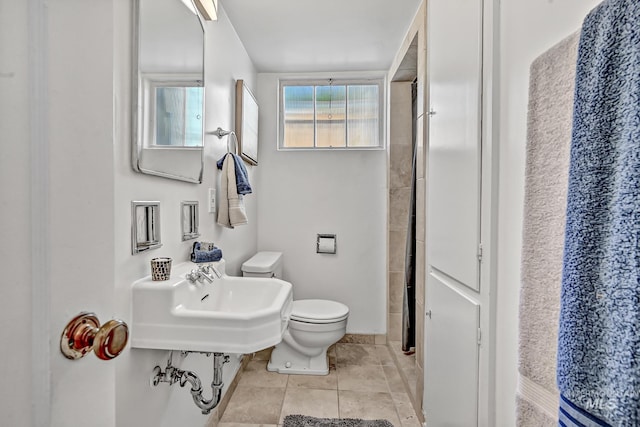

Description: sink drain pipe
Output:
[151,352,230,414]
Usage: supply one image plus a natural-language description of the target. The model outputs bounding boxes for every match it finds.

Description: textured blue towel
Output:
[191,249,222,263]
[216,153,252,195]
[558,0,640,424]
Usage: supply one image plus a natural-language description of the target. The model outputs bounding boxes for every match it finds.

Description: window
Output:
[154,86,203,147]
[141,74,204,149]
[279,79,384,149]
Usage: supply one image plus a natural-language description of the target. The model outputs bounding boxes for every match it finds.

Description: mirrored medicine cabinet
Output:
[132,0,205,183]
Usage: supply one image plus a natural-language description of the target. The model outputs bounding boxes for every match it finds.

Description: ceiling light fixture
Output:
[193,0,218,21]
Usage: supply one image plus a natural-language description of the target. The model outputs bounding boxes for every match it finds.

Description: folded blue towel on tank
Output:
[190,242,222,263]
[191,249,222,263]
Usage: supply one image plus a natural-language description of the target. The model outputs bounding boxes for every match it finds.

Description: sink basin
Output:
[131,260,293,353]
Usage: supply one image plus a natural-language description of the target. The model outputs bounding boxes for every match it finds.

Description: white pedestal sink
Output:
[131,260,293,354]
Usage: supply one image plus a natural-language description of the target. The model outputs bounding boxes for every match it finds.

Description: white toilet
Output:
[242,251,349,375]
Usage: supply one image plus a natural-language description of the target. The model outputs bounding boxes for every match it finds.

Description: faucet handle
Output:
[186,269,201,283]
[198,264,221,279]
[210,265,222,278]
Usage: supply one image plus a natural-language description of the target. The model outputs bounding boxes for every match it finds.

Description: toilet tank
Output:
[241,251,283,278]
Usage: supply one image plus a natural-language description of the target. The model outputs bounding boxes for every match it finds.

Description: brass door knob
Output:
[60,312,129,360]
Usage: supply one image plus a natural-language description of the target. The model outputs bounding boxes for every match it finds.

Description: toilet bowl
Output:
[242,252,349,375]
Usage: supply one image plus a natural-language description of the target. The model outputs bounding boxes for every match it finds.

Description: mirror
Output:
[235,80,259,165]
[132,0,205,183]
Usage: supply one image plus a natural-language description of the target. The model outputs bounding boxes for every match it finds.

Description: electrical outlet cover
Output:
[208,188,216,214]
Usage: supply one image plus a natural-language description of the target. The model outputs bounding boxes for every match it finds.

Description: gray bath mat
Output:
[283,415,394,427]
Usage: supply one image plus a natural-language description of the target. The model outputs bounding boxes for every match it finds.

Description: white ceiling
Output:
[221,0,422,73]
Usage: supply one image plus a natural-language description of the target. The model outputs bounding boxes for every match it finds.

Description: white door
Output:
[425,275,480,426]
[32,1,119,425]
[427,0,483,292]
[425,0,484,424]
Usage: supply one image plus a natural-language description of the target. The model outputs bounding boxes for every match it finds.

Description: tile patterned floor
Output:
[219,343,422,427]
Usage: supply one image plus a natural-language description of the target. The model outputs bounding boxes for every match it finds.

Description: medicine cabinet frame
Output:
[181,201,200,241]
[131,201,162,254]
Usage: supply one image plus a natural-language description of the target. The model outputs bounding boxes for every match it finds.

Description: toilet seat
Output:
[290,299,349,324]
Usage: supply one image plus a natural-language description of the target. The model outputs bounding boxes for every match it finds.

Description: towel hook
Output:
[211,127,231,138]
[210,127,238,155]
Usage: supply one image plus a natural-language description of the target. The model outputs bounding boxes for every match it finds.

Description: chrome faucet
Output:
[198,268,215,284]
[186,264,222,284]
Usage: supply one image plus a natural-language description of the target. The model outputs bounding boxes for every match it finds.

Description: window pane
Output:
[155,86,203,147]
[316,85,346,148]
[155,87,186,146]
[184,87,203,147]
[283,86,314,147]
[347,85,379,147]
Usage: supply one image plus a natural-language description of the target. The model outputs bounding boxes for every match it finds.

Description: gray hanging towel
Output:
[516,31,579,427]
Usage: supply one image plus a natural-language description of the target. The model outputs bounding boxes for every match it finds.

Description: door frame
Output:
[30,0,52,424]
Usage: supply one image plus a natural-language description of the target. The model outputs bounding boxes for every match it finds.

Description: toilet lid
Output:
[290,299,349,323]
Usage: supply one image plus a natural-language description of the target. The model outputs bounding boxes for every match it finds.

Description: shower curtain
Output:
[402,81,418,353]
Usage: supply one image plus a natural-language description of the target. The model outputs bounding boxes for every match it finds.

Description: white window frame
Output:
[278,77,386,151]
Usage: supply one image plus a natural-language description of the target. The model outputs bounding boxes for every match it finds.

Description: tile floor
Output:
[219,343,422,427]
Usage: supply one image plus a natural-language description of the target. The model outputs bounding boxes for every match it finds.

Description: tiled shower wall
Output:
[388,79,426,414]
[388,81,414,344]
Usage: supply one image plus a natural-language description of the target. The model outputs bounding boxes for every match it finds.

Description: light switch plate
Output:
[208,188,216,214]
